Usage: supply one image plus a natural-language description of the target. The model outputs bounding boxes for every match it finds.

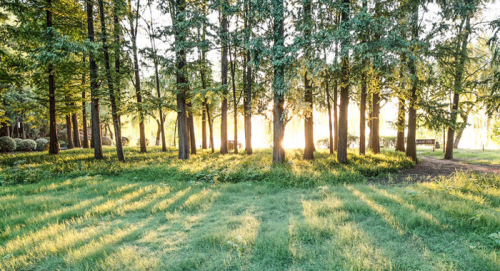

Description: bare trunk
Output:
[371,80,380,154]
[303,73,314,160]
[187,101,196,154]
[99,0,124,161]
[66,113,74,149]
[272,0,285,162]
[87,0,103,159]
[326,76,334,154]
[220,6,229,155]
[175,0,189,159]
[337,0,350,164]
[244,1,253,154]
[360,70,367,155]
[82,56,89,149]
[396,96,406,152]
[229,43,238,154]
[47,0,59,155]
[206,103,214,153]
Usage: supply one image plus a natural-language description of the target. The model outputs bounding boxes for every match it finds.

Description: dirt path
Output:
[388,156,500,183]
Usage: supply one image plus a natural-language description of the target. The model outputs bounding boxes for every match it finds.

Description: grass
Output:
[418,148,500,166]
[0,148,499,270]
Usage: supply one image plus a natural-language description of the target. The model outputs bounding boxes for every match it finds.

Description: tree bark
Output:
[229,42,238,154]
[87,0,103,159]
[187,101,196,154]
[445,16,470,160]
[303,74,314,160]
[333,42,339,152]
[220,4,229,155]
[272,0,286,163]
[396,96,406,152]
[174,0,189,159]
[47,0,59,155]
[405,6,419,162]
[337,0,350,164]
[71,111,80,147]
[206,102,214,153]
[360,69,367,155]
[244,0,253,154]
[81,55,89,149]
[371,77,380,154]
[66,113,74,149]
[99,0,124,161]
[326,75,334,154]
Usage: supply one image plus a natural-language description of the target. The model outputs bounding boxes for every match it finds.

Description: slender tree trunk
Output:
[173,118,177,147]
[174,0,189,159]
[229,43,238,154]
[445,16,470,160]
[453,113,468,148]
[303,74,314,160]
[206,103,214,153]
[244,0,253,154]
[71,110,80,147]
[326,75,334,154]
[396,96,406,152]
[99,0,124,161]
[337,0,350,164]
[202,99,207,149]
[220,4,229,155]
[87,0,103,159]
[371,77,380,154]
[272,0,285,163]
[360,69,367,155]
[187,101,196,154]
[66,113,74,149]
[47,0,59,155]
[333,42,339,152]
[406,7,419,162]
[81,55,89,149]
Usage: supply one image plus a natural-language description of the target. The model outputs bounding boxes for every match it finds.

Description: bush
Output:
[348,134,359,148]
[14,138,23,150]
[102,136,113,146]
[136,138,150,147]
[35,138,49,151]
[122,137,130,146]
[316,138,330,149]
[18,139,37,151]
[60,141,68,148]
[0,136,16,152]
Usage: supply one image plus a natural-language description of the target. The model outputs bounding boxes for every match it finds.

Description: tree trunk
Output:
[371,78,380,154]
[99,0,124,161]
[229,42,238,154]
[47,0,59,155]
[66,113,74,149]
[360,69,367,155]
[303,74,314,160]
[220,4,229,155]
[453,113,468,148]
[406,6,419,162]
[202,99,207,149]
[206,102,215,153]
[187,101,196,154]
[244,0,253,154]
[445,16,470,160]
[71,111,80,147]
[81,55,89,149]
[175,0,189,159]
[333,43,339,152]
[337,0,350,164]
[326,75,334,154]
[87,0,103,159]
[396,96,406,152]
[272,0,285,163]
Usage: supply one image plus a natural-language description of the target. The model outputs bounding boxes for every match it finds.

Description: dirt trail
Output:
[390,156,500,183]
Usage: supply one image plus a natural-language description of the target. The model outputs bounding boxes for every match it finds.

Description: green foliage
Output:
[122,137,130,146]
[17,139,36,151]
[13,138,22,150]
[0,136,16,152]
[35,138,49,151]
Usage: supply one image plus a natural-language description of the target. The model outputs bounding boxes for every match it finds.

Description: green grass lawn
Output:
[1,148,500,270]
[418,148,500,166]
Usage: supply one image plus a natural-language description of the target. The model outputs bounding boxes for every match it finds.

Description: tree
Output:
[98,0,124,161]
[337,0,350,164]
[272,0,286,163]
[220,0,229,155]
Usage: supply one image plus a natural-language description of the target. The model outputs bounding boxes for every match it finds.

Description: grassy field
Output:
[418,148,500,166]
[1,148,500,270]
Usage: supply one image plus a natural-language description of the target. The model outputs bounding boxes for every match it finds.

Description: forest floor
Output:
[1,148,499,270]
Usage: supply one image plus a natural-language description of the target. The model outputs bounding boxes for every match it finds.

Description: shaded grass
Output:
[419,147,500,166]
[0,147,414,187]
[1,149,499,270]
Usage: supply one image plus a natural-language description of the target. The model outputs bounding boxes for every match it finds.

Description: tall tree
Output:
[406,3,419,162]
[337,0,350,164]
[99,0,124,161]
[272,0,286,163]
[47,0,59,155]
[87,0,103,159]
[302,0,314,160]
[220,0,229,155]
[127,0,147,153]
[243,0,253,154]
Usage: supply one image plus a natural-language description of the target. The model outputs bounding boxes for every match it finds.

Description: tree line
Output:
[0,0,499,163]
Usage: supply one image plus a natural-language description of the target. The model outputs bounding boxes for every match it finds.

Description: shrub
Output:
[18,139,37,151]
[102,136,113,146]
[316,138,330,149]
[60,141,68,148]
[348,134,359,148]
[14,138,23,150]
[0,136,16,152]
[122,137,130,146]
[136,138,150,147]
[35,138,49,151]
[380,136,397,148]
